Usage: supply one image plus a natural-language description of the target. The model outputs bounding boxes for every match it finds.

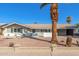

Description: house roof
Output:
[22,24,76,29]
[57,24,75,29]
[22,24,52,29]
[1,23,31,29]
[0,23,76,29]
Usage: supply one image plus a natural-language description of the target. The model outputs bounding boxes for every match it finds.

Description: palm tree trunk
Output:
[51,21,58,44]
[50,3,58,44]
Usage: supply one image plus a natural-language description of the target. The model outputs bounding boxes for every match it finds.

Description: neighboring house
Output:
[0,22,79,38]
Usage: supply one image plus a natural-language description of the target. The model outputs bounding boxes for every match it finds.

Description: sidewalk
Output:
[0,47,79,56]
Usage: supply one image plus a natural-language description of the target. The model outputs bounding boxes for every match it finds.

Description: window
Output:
[45,29,47,32]
[7,28,11,33]
[38,29,40,32]
[41,29,43,32]
[14,29,17,32]
[18,28,22,33]
[78,29,79,32]
[42,29,45,32]
[32,29,35,33]
[48,29,50,32]
[11,28,13,33]
[60,29,62,32]
[36,29,39,32]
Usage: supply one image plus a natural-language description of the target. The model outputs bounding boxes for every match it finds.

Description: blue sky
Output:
[0,3,79,24]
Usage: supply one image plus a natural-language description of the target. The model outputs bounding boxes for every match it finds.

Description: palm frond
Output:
[40,3,49,9]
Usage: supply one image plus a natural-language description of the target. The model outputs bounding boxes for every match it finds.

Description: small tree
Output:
[76,24,79,28]
[66,36,72,47]
[9,42,14,47]
[66,16,72,47]
[66,16,72,24]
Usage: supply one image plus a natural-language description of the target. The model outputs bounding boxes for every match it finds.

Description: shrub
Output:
[66,36,72,47]
[9,42,14,47]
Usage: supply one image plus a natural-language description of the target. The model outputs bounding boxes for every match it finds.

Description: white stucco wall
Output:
[3,32,23,38]
[3,28,24,38]
[36,32,52,37]
[43,32,52,37]
[74,28,79,34]
[3,27,52,38]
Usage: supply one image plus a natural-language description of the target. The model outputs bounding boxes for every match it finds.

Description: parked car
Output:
[32,33,38,37]
[23,32,32,37]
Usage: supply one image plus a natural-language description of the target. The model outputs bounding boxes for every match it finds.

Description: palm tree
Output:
[40,3,58,44]
[66,16,71,24]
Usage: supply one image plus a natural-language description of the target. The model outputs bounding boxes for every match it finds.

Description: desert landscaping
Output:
[0,35,78,56]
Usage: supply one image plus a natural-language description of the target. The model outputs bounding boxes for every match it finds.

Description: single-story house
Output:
[0,22,79,38]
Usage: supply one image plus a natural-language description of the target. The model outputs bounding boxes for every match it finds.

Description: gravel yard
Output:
[0,35,79,47]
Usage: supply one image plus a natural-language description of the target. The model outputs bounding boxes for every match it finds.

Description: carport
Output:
[66,25,75,36]
[66,29,74,36]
